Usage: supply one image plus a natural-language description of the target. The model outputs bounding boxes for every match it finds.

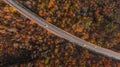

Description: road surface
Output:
[3,0,120,61]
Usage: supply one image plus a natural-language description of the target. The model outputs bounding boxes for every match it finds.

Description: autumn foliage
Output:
[0,0,120,67]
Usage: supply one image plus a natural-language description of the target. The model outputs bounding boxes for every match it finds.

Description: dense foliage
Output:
[0,0,120,67]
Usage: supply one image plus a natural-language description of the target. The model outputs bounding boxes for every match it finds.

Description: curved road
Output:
[3,0,120,61]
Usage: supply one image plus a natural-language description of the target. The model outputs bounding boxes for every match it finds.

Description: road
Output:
[3,0,120,61]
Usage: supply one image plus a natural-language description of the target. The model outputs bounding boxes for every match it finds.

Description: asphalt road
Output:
[3,0,120,61]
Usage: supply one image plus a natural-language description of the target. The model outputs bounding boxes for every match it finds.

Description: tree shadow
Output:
[0,48,35,66]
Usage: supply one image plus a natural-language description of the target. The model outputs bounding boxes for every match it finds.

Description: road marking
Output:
[45,25,48,27]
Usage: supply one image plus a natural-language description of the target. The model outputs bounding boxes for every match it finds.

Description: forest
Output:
[0,0,120,67]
